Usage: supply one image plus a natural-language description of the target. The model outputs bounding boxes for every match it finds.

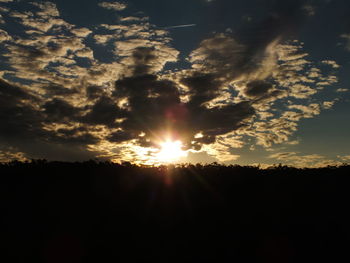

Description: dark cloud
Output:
[44,84,78,96]
[86,85,105,99]
[81,96,125,127]
[0,79,44,139]
[244,80,273,98]
[43,98,80,122]
[189,35,247,78]
[131,47,157,76]
[53,126,99,146]
[108,130,135,143]
[181,73,222,107]
[189,102,254,136]
[108,67,255,150]
[113,74,183,137]
[52,132,99,146]
[0,79,100,160]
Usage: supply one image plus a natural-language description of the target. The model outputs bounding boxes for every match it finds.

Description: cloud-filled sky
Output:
[0,0,349,167]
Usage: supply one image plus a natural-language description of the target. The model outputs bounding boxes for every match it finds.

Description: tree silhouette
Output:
[1,160,350,262]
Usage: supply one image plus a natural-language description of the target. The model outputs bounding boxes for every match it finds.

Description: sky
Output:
[0,0,350,167]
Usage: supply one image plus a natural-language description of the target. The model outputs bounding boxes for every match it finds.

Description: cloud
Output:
[322,101,335,110]
[75,48,94,59]
[0,0,342,164]
[322,60,340,69]
[269,152,299,160]
[117,44,179,75]
[71,27,92,38]
[338,155,350,162]
[93,34,115,45]
[81,96,125,127]
[288,103,321,117]
[43,98,81,122]
[7,2,67,33]
[0,148,27,163]
[98,1,127,11]
[120,16,149,22]
[0,29,11,41]
[0,79,43,140]
[269,152,343,168]
[243,80,273,98]
[336,88,348,93]
[186,31,337,152]
[30,1,60,17]
[0,79,99,157]
[340,34,350,51]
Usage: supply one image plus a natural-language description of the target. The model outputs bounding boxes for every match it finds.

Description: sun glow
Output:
[156,139,187,163]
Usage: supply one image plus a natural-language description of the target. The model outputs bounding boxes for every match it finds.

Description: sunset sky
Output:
[0,0,349,167]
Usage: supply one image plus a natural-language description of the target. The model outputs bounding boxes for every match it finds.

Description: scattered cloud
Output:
[0,148,27,163]
[322,101,335,109]
[336,88,348,93]
[338,155,350,162]
[93,34,115,45]
[269,152,343,168]
[322,60,340,69]
[71,27,92,37]
[0,0,343,165]
[0,29,11,41]
[98,1,127,11]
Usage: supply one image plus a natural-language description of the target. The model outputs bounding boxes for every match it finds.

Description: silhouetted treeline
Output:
[1,160,350,263]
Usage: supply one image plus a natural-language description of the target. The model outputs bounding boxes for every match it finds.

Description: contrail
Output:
[162,24,196,30]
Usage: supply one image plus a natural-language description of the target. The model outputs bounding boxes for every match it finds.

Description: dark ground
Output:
[1,160,350,262]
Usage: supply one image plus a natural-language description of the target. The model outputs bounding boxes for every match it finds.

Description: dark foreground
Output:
[1,161,350,262]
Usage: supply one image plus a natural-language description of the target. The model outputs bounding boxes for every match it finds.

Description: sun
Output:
[156,139,187,163]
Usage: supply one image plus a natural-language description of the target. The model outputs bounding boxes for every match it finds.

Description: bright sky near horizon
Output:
[0,0,350,167]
